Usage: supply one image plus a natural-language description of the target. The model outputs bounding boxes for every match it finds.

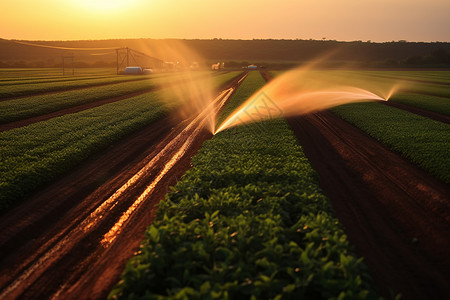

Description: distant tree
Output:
[0,61,10,68]
[12,60,27,68]
[430,48,450,64]
[404,56,424,65]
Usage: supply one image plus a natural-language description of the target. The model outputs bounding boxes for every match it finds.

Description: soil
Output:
[0,72,246,299]
[287,112,450,299]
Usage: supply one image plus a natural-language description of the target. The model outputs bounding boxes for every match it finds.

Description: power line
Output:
[13,40,120,51]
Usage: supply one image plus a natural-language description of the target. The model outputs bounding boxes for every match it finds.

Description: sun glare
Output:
[76,0,140,13]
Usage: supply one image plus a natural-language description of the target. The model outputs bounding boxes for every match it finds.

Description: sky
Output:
[1,0,449,42]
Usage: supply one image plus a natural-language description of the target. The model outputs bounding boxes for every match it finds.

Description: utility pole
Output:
[116,48,119,75]
[62,54,75,76]
[126,47,129,67]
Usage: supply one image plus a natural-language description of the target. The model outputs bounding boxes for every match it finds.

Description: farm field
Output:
[0,71,240,129]
[2,0,450,299]
[0,70,218,99]
[0,68,449,300]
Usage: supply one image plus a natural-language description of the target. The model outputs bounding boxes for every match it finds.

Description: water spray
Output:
[214,66,400,134]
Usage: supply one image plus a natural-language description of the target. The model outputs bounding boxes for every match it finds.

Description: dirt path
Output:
[0,72,247,299]
[260,69,450,299]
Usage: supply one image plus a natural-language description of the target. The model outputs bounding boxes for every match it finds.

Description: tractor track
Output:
[0,71,247,299]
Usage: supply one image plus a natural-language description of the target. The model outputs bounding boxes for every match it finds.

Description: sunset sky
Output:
[1,0,449,42]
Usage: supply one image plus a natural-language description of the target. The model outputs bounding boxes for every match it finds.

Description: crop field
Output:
[0,71,237,125]
[0,70,241,212]
[0,68,448,300]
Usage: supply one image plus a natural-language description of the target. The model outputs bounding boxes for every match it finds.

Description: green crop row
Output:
[0,72,240,125]
[110,72,379,299]
[331,103,450,184]
[389,93,450,116]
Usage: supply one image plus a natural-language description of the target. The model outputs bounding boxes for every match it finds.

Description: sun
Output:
[76,0,140,13]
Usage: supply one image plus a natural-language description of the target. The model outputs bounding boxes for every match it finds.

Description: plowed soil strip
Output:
[287,112,450,300]
[382,100,450,124]
[0,72,247,299]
